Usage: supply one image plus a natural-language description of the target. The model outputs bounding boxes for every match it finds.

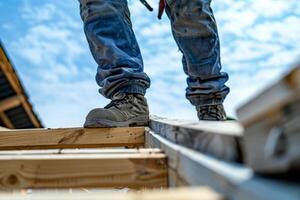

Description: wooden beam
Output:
[0,127,145,150]
[19,95,41,128]
[145,130,300,200]
[0,49,23,94]
[0,187,222,200]
[0,95,40,129]
[0,47,42,128]
[0,95,22,112]
[0,148,162,155]
[0,61,22,95]
[0,113,14,129]
[150,116,243,162]
[0,152,167,189]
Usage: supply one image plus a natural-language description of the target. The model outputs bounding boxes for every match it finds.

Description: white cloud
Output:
[22,3,57,23]
[8,2,100,127]
[250,0,291,17]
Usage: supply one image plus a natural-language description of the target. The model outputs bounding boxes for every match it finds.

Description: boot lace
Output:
[104,96,132,109]
[199,105,225,120]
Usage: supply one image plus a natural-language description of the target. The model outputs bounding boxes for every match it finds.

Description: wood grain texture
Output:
[149,116,243,162]
[0,152,167,189]
[0,187,222,200]
[0,127,145,150]
[146,130,300,200]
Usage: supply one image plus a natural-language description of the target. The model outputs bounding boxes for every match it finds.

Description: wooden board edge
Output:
[0,187,223,200]
[0,127,146,150]
[0,153,168,189]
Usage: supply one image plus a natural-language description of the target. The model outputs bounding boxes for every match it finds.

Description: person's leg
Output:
[79,0,150,127]
[165,0,229,120]
[79,0,150,98]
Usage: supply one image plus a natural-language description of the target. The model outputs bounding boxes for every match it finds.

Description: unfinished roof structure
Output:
[0,41,43,129]
[0,41,298,199]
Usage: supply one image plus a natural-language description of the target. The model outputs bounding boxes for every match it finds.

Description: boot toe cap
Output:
[84,108,118,127]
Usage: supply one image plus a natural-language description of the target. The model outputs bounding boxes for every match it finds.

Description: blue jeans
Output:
[79,0,229,106]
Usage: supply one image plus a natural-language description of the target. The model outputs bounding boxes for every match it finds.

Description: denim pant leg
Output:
[79,0,150,99]
[165,0,230,106]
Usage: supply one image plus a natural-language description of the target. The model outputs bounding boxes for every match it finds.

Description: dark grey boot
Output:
[84,93,149,128]
[196,104,227,121]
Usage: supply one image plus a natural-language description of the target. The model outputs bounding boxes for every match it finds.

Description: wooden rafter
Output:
[0,113,14,129]
[0,95,22,112]
[0,44,42,128]
[18,95,41,128]
[0,60,22,95]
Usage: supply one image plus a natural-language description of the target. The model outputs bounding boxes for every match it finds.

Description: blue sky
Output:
[0,0,300,127]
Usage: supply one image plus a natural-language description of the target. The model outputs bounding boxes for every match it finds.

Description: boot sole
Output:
[84,115,149,128]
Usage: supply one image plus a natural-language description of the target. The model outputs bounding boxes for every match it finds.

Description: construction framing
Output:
[0,127,144,150]
[1,62,300,198]
[145,128,300,200]
[0,117,298,200]
[0,41,42,129]
[0,150,167,189]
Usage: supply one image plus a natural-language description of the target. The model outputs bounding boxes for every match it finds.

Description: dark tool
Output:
[139,0,153,11]
[158,0,166,19]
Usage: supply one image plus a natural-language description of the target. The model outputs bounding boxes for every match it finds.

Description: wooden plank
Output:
[0,187,222,200]
[0,152,167,189]
[0,113,14,129]
[0,95,22,112]
[237,64,300,173]
[150,116,243,162]
[146,130,300,200]
[0,148,162,155]
[0,127,145,150]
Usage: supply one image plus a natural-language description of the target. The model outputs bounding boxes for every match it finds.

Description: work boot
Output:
[196,104,227,121]
[84,93,149,127]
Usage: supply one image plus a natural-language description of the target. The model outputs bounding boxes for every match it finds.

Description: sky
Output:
[0,0,300,127]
